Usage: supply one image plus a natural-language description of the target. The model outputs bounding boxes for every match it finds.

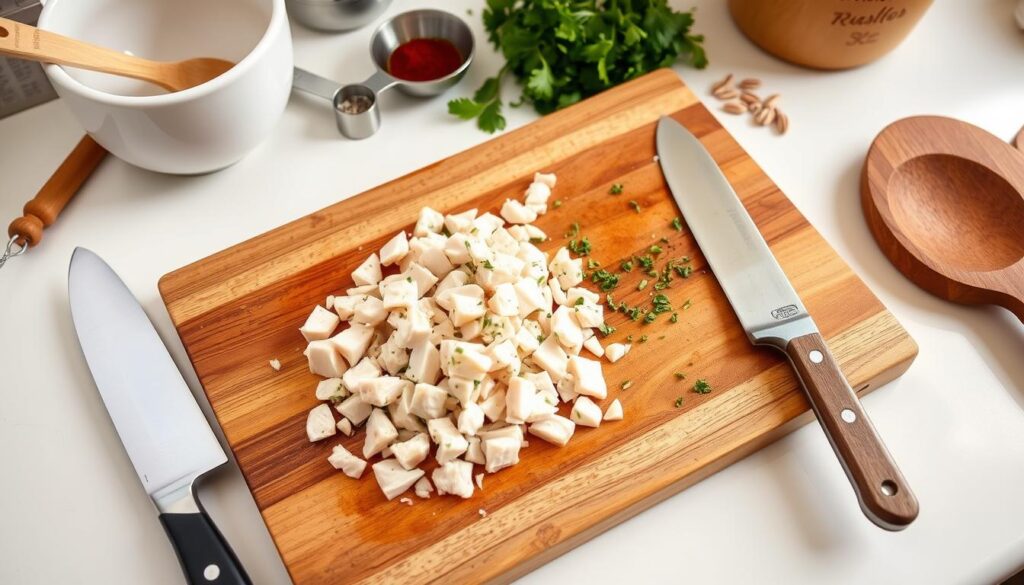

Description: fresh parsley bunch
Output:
[448,0,707,133]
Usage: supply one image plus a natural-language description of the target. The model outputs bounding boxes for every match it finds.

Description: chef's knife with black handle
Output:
[69,248,251,583]
[656,117,918,530]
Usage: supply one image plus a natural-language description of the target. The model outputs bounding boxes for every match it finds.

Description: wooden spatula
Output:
[862,116,1024,323]
[0,17,233,92]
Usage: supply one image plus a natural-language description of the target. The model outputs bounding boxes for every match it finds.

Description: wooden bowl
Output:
[862,116,1024,323]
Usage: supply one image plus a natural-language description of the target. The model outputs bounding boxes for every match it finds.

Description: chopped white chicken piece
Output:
[434,270,470,298]
[505,377,537,424]
[306,404,336,442]
[358,376,407,407]
[465,436,486,465]
[394,304,432,349]
[472,212,504,239]
[442,233,473,265]
[379,231,409,266]
[475,473,485,490]
[427,417,469,464]
[457,402,485,436]
[337,394,372,425]
[479,387,507,422]
[336,418,354,436]
[500,199,538,224]
[315,378,345,401]
[514,326,541,355]
[378,333,410,375]
[305,340,348,378]
[363,408,399,458]
[342,358,381,393]
[571,396,602,427]
[380,279,418,310]
[444,208,477,234]
[549,247,584,290]
[330,323,375,365]
[399,497,413,506]
[533,172,556,189]
[551,305,583,349]
[352,296,387,326]
[569,355,607,399]
[300,305,340,342]
[532,335,569,382]
[388,384,427,433]
[414,207,445,237]
[524,181,552,214]
[486,339,518,371]
[346,284,379,298]
[481,436,521,473]
[390,432,430,470]
[548,278,567,305]
[604,342,631,363]
[487,283,520,317]
[328,445,367,479]
[432,459,475,499]
[333,295,359,319]
[526,394,558,422]
[381,445,393,459]
[528,415,576,447]
[410,383,448,420]
[513,279,546,317]
[372,459,425,501]
[352,254,382,287]
[414,477,433,499]
[446,376,477,407]
[406,340,440,385]
[604,398,624,421]
[269,359,282,371]
[418,245,455,278]
[403,262,439,298]
[440,340,493,379]
[582,335,604,358]
[556,373,578,403]
[326,295,335,310]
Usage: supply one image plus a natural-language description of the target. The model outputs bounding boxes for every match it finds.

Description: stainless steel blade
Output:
[69,248,227,510]
[656,117,816,348]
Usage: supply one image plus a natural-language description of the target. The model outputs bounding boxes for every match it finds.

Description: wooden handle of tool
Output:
[785,332,919,530]
[0,17,175,91]
[8,135,107,247]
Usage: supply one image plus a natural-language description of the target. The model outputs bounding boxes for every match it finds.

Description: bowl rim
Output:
[37,0,286,108]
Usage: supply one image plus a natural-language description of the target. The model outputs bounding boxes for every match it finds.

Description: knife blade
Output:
[69,248,251,584]
[656,117,918,530]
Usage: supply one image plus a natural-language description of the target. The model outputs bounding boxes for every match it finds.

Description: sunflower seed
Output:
[738,78,762,90]
[722,102,746,115]
[739,92,760,105]
[774,111,789,134]
[710,73,734,93]
[713,87,740,100]
[762,93,781,108]
[754,106,776,126]
[748,102,763,114]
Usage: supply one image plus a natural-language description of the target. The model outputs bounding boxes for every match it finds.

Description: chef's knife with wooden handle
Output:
[69,248,252,583]
[656,117,918,530]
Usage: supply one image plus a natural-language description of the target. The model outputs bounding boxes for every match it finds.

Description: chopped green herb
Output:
[482,259,495,270]
[609,183,624,195]
[638,335,649,343]
[674,372,686,380]
[626,335,634,342]
[591,269,620,291]
[650,245,663,255]
[553,199,563,209]
[587,259,600,270]
[693,379,712,394]
[637,255,655,271]
[620,259,634,272]
[671,217,683,231]
[529,237,546,244]
[568,236,591,256]
[626,306,643,321]
[683,299,693,310]
[574,297,585,306]
[673,265,693,278]
[605,293,618,311]
[621,380,633,390]
[646,269,658,278]
[565,222,580,239]
[637,279,649,291]
[455,347,464,354]
[629,200,641,213]
[651,294,672,314]
[670,312,679,323]
[598,322,616,336]
[659,237,669,244]
[643,312,657,324]
[674,396,684,408]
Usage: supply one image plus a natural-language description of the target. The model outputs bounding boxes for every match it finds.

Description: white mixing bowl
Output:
[38,0,293,175]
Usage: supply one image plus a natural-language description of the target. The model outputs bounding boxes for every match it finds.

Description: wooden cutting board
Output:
[160,69,917,584]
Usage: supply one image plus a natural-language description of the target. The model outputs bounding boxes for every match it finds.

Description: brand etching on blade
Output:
[771,304,798,320]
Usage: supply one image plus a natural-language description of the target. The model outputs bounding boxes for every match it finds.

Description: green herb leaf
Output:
[671,217,683,231]
[609,183,623,195]
[693,379,712,394]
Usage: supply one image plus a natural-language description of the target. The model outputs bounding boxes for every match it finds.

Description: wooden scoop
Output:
[862,116,1024,323]
[0,17,233,92]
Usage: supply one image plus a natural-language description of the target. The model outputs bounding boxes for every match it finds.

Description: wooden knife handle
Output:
[8,135,107,247]
[786,332,919,530]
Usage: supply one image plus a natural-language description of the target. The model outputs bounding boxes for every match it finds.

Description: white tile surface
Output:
[1,0,1023,583]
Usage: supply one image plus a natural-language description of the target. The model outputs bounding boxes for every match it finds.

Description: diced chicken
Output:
[390,432,430,470]
[604,342,631,363]
[444,209,477,234]
[363,408,399,458]
[336,418,354,436]
[406,340,440,385]
[414,207,445,237]
[333,295,359,319]
[352,254,382,287]
[403,262,439,298]
[571,396,602,427]
[528,415,576,447]
[432,459,475,499]
[380,231,409,266]
[582,335,604,358]
[479,387,506,422]
[388,384,427,433]
[358,376,407,407]
[458,402,485,436]
[378,333,410,375]
[568,355,607,399]
[465,436,486,465]
[306,404,337,442]
[500,199,538,224]
[555,373,578,403]
[551,306,583,349]
[330,323,375,365]
[305,340,348,378]
[549,247,584,290]
[337,394,373,425]
[475,473,485,490]
[410,383,448,420]
[414,477,433,499]
[532,335,569,382]
[505,377,537,424]
[604,398,623,421]
[352,296,387,326]
[315,378,345,401]
[481,435,521,473]
[488,283,520,317]
[380,279,418,310]
[372,459,425,501]
[300,305,340,342]
[533,172,556,189]
[269,359,282,371]
[524,181,552,214]
[342,357,381,393]
[427,417,468,464]
[472,212,504,239]
[328,445,367,479]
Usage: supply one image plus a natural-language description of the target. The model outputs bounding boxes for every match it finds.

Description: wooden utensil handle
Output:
[786,332,919,530]
[8,136,107,247]
[0,17,174,91]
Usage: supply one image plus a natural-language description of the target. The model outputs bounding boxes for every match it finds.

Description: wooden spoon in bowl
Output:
[0,17,233,92]
[862,116,1024,322]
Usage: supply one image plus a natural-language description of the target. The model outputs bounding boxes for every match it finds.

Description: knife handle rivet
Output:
[840,408,857,423]
[203,564,220,581]
[808,350,824,364]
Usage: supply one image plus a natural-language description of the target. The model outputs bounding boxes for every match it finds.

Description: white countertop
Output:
[3,1,1024,583]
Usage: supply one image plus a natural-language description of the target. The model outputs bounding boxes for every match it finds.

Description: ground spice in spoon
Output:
[387,38,463,82]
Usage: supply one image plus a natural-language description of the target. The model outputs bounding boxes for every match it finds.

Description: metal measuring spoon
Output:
[292,9,474,139]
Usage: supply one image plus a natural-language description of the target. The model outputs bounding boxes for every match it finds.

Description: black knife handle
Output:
[159,512,252,585]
